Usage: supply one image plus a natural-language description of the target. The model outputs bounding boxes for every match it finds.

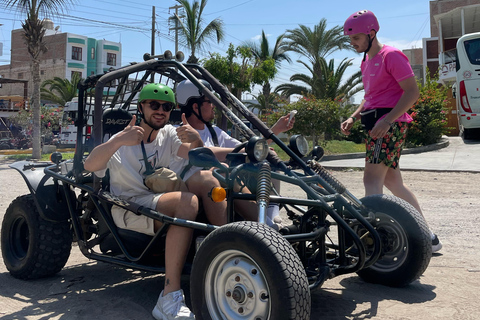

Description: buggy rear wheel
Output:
[1,195,72,279]
[190,221,310,320]
[355,194,431,287]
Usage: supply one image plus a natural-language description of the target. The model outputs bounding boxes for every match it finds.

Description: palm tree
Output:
[284,19,353,68]
[244,92,282,117]
[41,73,81,106]
[275,57,363,102]
[173,0,225,63]
[243,30,291,109]
[2,0,75,158]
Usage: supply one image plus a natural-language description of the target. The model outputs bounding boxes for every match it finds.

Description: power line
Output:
[204,0,255,16]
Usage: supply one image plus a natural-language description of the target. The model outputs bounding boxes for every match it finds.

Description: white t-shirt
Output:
[169,125,241,180]
[97,124,183,201]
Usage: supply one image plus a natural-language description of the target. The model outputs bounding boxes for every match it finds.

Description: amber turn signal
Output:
[209,187,226,202]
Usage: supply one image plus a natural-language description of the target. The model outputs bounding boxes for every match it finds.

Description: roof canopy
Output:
[434,4,480,38]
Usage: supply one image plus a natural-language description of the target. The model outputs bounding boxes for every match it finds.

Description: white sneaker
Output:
[152,289,195,320]
[431,234,442,253]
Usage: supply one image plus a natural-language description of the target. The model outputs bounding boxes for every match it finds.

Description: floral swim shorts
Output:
[365,122,408,169]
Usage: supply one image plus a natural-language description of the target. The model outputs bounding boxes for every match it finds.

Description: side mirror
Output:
[188,147,228,172]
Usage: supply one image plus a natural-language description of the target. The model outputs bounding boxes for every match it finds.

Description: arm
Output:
[271,113,295,136]
[207,146,235,162]
[340,99,365,135]
[267,113,295,144]
[84,116,144,172]
[369,76,419,139]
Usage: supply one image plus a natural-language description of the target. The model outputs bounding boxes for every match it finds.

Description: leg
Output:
[363,122,406,197]
[154,191,198,295]
[363,161,389,196]
[185,170,227,226]
[384,167,424,216]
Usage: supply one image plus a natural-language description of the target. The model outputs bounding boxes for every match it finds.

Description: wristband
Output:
[382,118,393,126]
[348,116,356,122]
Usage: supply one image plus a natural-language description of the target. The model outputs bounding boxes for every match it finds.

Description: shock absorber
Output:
[308,159,346,194]
[256,161,272,224]
[308,159,363,207]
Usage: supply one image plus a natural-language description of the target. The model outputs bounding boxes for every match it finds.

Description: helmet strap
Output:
[147,129,154,143]
[363,32,377,62]
[192,101,211,126]
[138,104,159,142]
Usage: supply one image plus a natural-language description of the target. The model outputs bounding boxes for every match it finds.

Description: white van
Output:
[58,98,94,147]
[455,32,480,139]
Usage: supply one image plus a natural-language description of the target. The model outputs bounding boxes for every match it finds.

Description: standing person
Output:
[171,79,294,227]
[340,10,442,252]
[84,83,225,320]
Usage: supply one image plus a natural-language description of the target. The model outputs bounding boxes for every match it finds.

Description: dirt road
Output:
[0,160,479,319]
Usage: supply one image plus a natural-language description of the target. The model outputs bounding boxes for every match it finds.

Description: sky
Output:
[0,0,433,103]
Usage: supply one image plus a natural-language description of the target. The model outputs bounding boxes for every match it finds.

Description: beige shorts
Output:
[111,193,163,236]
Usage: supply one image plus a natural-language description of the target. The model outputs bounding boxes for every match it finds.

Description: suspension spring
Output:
[308,160,346,194]
[256,161,272,204]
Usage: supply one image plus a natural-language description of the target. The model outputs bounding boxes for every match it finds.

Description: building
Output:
[430,0,480,85]
[0,19,122,104]
[404,0,480,135]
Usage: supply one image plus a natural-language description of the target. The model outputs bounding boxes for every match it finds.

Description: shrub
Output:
[10,106,64,143]
[407,71,450,147]
[266,95,344,145]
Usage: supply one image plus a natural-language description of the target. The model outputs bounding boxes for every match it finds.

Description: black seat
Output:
[102,108,133,141]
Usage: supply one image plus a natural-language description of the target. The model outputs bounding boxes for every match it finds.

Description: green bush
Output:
[407,72,450,147]
[11,106,64,139]
[266,95,344,145]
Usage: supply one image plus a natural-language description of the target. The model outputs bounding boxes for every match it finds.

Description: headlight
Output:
[289,134,309,157]
[246,136,268,162]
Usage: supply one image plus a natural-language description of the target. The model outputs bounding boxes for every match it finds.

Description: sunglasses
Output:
[145,101,174,112]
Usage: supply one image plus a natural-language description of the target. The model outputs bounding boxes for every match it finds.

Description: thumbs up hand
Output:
[176,113,202,146]
[116,115,145,146]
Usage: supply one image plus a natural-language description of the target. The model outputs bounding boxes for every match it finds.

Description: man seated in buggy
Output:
[84,83,227,320]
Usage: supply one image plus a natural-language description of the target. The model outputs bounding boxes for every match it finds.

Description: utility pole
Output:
[169,4,183,55]
[151,6,155,82]
[151,6,155,57]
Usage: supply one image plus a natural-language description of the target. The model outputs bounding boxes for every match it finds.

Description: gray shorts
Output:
[111,193,163,236]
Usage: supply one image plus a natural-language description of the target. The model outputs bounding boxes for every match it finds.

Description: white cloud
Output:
[251,33,272,41]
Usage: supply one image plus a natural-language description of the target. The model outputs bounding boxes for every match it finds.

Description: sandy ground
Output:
[0,160,479,319]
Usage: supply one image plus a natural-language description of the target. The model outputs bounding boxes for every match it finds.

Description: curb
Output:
[321,137,450,161]
[0,148,75,155]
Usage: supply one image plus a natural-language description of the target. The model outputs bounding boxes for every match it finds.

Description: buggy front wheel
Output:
[190,221,311,320]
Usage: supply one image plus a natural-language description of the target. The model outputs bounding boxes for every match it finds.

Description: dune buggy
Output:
[1,51,431,320]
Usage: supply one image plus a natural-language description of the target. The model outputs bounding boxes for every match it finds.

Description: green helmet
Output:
[139,83,175,104]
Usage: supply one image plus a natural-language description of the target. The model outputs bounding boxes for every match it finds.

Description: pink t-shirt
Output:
[361,45,414,123]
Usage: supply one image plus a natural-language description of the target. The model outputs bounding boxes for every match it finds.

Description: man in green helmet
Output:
[85,83,225,320]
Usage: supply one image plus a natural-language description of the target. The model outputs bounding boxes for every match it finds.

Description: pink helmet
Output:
[344,10,379,35]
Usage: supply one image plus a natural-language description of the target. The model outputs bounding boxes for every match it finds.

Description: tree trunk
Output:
[262,82,271,111]
[31,59,42,159]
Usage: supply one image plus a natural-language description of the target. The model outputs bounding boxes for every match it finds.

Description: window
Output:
[18,73,23,79]
[40,70,45,75]
[72,46,82,61]
[107,53,116,66]
[91,47,95,60]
